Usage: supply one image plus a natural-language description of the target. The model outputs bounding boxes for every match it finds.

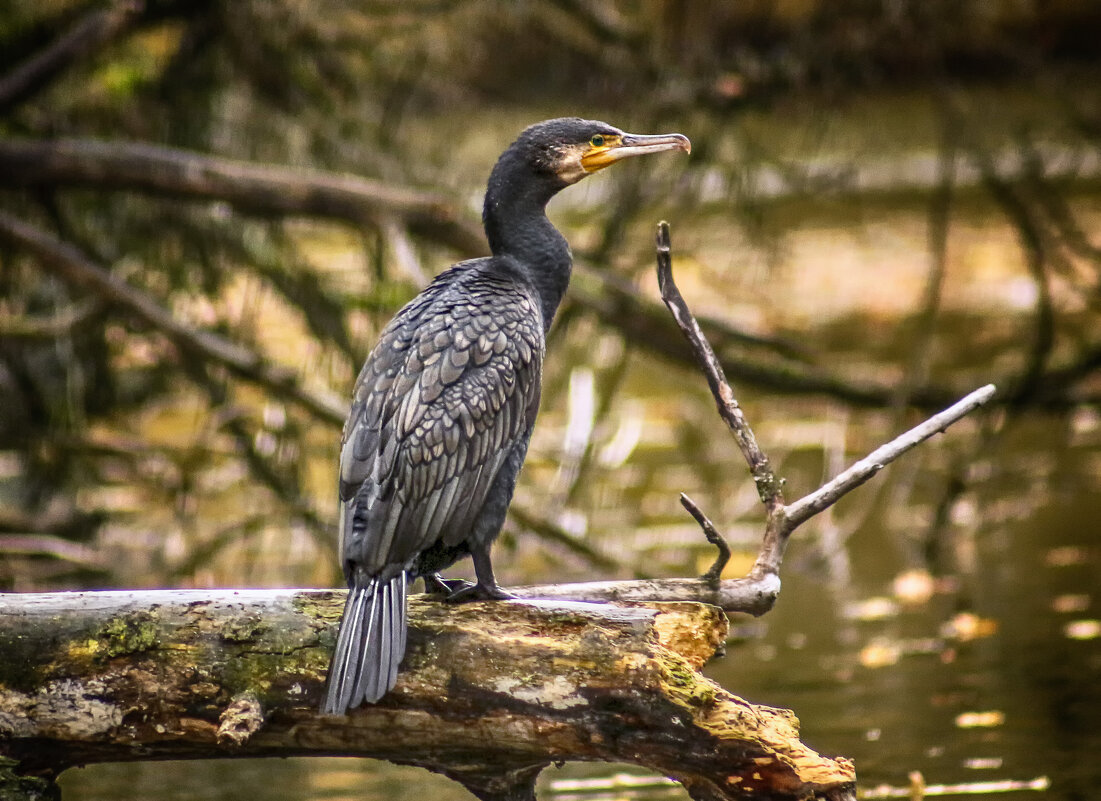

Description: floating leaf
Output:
[954,710,1005,729]
[1044,546,1089,567]
[1051,594,1091,614]
[942,612,998,641]
[843,597,900,622]
[859,639,902,668]
[1064,619,1101,640]
[962,757,1003,770]
[892,569,936,605]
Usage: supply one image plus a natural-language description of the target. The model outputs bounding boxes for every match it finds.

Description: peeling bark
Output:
[0,589,854,800]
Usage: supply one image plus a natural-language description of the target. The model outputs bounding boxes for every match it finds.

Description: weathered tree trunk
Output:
[0,589,854,801]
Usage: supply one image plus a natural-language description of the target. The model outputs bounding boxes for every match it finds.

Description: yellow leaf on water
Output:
[859,639,902,669]
[843,597,900,622]
[892,569,936,605]
[1064,619,1101,640]
[954,710,1005,729]
[1045,546,1089,567]
[942,612,998,641]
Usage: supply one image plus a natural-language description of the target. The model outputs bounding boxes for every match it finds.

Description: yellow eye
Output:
[590,135,605,147]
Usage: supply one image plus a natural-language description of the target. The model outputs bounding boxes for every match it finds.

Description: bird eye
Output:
[590,135,605,147]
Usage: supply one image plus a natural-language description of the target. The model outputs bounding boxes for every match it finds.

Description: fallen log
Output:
[0,588,855,801]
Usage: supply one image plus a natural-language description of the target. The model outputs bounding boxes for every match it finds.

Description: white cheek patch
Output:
[552,143,590,185]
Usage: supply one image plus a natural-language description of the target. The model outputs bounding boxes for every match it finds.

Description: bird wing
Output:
[338,264,544,577]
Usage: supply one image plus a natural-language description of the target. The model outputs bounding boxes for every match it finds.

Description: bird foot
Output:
[423,574,474,597]
[444,581,516,604]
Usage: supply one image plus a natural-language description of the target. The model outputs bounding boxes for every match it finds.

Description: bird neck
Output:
[483,162,573,331]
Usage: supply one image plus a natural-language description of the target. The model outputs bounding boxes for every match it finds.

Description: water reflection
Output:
[60,758,473,801]
[711,446,1101,799]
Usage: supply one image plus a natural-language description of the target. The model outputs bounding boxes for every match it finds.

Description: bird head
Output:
[513,118,691,186]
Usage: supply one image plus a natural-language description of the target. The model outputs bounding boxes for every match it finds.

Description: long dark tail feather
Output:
[321,570,408,714]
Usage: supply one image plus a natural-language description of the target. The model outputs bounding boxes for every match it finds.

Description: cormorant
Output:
[322,117,690,714]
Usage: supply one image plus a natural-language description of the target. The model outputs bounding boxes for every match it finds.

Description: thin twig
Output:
[783,384,997,530]
[680,493,731,585]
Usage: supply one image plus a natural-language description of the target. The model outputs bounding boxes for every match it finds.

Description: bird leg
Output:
[445,547,516,603]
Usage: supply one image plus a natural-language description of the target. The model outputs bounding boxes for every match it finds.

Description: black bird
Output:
[322,118,690,714]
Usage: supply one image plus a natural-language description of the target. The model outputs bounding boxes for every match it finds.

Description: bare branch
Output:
[649,221,997,609]
[0,211,346,425]
[680,493,731,585]
[0,138,487,256]
[784,384,997,529]
[0,2,143,112]
[655,222,784,511]
[513,379,991,613]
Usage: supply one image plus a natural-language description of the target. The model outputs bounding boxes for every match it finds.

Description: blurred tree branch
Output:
[3,136,1097,428]
[0,210,347,425]
[0,137,969,414]
[0,1,143,113]
[0,138,486,256]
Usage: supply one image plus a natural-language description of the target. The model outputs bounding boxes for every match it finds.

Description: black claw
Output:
[445,581,516,604]
[423,574,473,597]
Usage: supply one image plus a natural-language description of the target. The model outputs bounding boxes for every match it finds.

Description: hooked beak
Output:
[580,131,691,173]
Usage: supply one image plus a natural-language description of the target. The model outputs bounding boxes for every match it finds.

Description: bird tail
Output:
[321,570,408,714]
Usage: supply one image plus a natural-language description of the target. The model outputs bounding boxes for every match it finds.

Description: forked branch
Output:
[654,220,996,592]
